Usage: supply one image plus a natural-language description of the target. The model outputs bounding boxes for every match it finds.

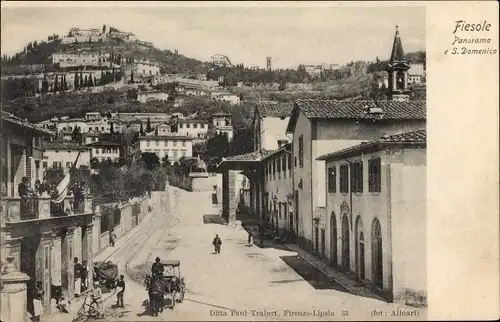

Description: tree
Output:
[205,133,230,159]
[53,75,58,93]
[141,152,160,171]
[100,70,104,85]
[146,117,152,133]
[94,76,97,86]
[42,74,49,93]
[71,126,83,144]
[130,70,134,83]
[139,123,144,136]
[84,75,88,87]
[161,155,169,167]
[79,71,84,88]
[110,123,114,134]
[74,72,79,89]
[88,74,94,87]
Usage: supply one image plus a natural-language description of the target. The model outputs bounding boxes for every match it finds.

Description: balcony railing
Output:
[1,195,94,224]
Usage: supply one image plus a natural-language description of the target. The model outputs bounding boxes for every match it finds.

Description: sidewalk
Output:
[284,243,386,302]
[40,203,158,322]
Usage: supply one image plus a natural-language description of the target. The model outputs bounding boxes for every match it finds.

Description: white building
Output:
[210,54,233,68]
[52,53,111,68]
[211,113,233,141]
[408,63,426,85]
[136,135,193,164]
[211,92,240,105]
[253,102,294,151]
[176,119,209,140]
[137,91,169,103]
[87,141,121,163]
[131,60,161,77]
[42,141,91,171]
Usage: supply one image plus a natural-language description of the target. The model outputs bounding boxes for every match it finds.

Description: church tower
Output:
[386,26,411,102]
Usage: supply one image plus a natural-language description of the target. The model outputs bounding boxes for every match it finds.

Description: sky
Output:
[1,2,425,69]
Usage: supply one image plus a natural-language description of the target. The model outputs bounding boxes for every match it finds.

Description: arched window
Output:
[371,218,383,288]
[330,212,337,267]
[355,216,365,280]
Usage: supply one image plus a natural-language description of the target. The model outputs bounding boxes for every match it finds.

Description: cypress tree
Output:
[84,75,88,87]
[74,72,79,89]
[79,71,84,87]
[146,117,152,132]
[53,75,58,93]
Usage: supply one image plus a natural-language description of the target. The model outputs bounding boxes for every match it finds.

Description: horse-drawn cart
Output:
[93,261,118,292]
[144,260,186,316]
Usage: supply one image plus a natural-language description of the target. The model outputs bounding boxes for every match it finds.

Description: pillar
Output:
[222,169,229,221]
[73,226,83,263]
[50,230,62,311]
[65,228,75,297]
[37,231,53,313]
[92,208,102,256]
[84,224,94,287]
[1,256,30,322]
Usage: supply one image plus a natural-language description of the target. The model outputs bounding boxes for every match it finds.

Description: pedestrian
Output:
[151,257,164,277]
[74,257,82,297]
[91,281,104,319]
[115,275,125,308]
[109,230,116,247]
[212,234,222,254]
[81,260,89,291]
[34,179,41,195]
[247,232,253,246]
[32,281,44,322]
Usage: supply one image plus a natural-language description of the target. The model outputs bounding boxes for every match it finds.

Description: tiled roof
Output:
[1,111,54,136]
[294,99,426,120]
[86,141,122,147]
[177,119,208,124]
[256,102,294,118]
[138,135,193,141]
[44,141,90,150]
[221,149,274,162]
[261,143,292,161]
[317,129,426,161]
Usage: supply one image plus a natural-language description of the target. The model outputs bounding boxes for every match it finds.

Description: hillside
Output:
[1,30,210,75]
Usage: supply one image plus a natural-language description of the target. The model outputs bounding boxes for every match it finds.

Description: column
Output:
[222,169,229,221]
[50,230,62,311]
[92,210,102,256]
[38,231,53,313]
[73,226,82,263]
[1,255,30,322]
[64,228,75,297]
[84,224,94,288]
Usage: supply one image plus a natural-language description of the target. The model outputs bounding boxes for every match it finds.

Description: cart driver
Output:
[151,257,164,277]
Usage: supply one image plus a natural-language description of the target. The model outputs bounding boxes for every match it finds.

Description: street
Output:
[60,187,425,321]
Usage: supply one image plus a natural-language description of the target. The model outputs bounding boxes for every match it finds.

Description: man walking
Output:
[73,257,82,297]
[115,275,125,308]
[81,260,89,291]
[212,234,222,254]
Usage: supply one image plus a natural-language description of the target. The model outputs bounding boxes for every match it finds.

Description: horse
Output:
[144,274,176,316]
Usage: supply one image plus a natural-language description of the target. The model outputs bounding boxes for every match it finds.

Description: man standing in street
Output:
[212,234,222,254]
[115,275,125,308]
[74,257,82,297]
[81,260,89,291]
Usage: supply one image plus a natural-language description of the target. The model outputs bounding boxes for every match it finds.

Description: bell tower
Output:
[386,26,411,102]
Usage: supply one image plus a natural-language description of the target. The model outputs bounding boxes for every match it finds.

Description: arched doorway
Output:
[372,218,383,288]
[330,212,337,267]
[341,214,350,271]
[355,217,365,280]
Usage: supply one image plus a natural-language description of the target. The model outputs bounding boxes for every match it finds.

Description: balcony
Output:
[1,195,93,224]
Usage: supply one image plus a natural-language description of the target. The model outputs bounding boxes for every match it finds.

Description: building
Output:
[176,119,209,140]
[87,141,121,163]
[211,54,233,68]
[132,60,161,77]
[304,65,324,77]
[137,90,169,103]
[211,91,240,105]
[253,102,294,151]
[261,142,293,233]
[42,141,91,171]
[317,129,427,305]
[83,132,100,145]
[136,135,193,164]
[266,57,272,72]
[1,112,98,317]
[51,53,111,68]
[286,98,426,251]
[408,63,426,85]
[211,113,234,141]
[386,26,412,102]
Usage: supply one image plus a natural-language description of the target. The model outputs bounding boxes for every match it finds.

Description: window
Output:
[173,140,177,147]
[95,148,100,154]
[369,158,382,193]
[180,124,183,128]
[43,162,48,168]
[193,124,198,129]
[328,167,336,193]
[181,151,186,157]
[53,162,58,168]
[350,161,363,193]
[340,164,349,193]
[146,141,151,147]
[155,140,159,147]
[182,141,186,147]
[298,135,304,167]
[173,151,178,158]
[164,141,167,146]
[186,124,191,128]
[272,159,276,180]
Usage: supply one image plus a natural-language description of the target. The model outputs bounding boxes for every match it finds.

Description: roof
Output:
[86,141,122,147]
[177,119,207,124]
[138,135,193,141]
[212,112,232,117]
[317,129,426,161]
[162,260,180,267]
[1,111,54,136]
[220,150,274,163]
[286,99,426,133]
[261,143,292,161]
[44,141,90,150]
[390,26,406,63]
[256,102,294,118]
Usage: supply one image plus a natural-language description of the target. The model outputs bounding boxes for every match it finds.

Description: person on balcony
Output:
[71,181,84,211]
[18,177,34,214]
[38,177,50,196]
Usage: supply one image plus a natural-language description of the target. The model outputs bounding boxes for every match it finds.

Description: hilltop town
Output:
[1,19,428,322]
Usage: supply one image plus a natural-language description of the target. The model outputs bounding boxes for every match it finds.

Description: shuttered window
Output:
[328,167,336,193]
[339,164,349,193]
[350,161,363,193]
[369,158,382,193]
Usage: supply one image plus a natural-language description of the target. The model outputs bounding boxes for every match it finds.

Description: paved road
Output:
[52,187,426,321]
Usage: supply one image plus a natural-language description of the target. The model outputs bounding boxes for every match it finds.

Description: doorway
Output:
[314,226,319,253]
[330,213,337,267]
[372,218,383,289]
[320,229,325,258]
[21,235,40,314]
[355,217,365,280]
[359,233,365,280]
[341,214,350,271]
